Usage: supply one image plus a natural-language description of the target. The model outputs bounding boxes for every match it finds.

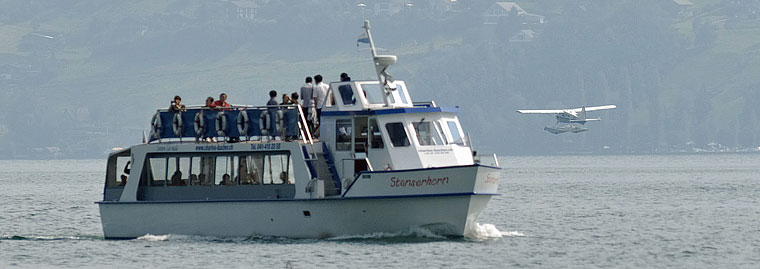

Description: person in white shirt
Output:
[313,74,330,137]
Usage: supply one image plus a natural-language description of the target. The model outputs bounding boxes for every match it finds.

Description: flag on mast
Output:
[357,32,369,47]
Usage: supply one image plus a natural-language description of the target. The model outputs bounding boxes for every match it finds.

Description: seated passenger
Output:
[189,174,199,186]
[220,173,234,186]
[170,170,186,186]
[279,171,289,184]
[239,165,254,185]
[199,173,211,186]
[249,170,261,185]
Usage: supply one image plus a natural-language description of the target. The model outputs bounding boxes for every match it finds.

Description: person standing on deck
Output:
[204,97,216,109]
[168,95,186,112]
[299,77,314,132]
[313,74,329,137]
[266,90,279,139]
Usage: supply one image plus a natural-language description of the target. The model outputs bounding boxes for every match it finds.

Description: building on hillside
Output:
[225,0,258,21]
[667,0,694,18]
[374,0,414,16]
[509,29,536,42]
[482,2,544,25]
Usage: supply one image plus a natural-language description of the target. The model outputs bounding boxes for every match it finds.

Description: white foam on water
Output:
[501,231,525,237]
[136,234,171,241]
[328,226,447,240]
[465,223,525,239]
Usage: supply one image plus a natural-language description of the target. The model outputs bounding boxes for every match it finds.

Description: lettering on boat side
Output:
[485,173,498,184]
[418,148,453,155]
[195,145,234,151]
[250,143,281,150]
[390,176,449,188]
[157,146,178,151]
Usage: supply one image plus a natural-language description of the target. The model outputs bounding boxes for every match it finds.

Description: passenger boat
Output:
[98,21,501,239]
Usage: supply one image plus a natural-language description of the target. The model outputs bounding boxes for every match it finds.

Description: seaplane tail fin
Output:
[580,106,587,120]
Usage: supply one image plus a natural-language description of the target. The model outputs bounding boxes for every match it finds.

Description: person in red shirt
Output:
[213,93,231,110]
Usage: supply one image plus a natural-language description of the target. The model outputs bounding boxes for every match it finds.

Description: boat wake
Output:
[328,225,449,241]
[0,235,99,241]
[127,224,526,243]
[465,223,525,240]
[136,234,172,241]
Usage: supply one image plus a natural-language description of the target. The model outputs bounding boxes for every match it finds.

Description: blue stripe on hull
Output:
[96,192,499,205]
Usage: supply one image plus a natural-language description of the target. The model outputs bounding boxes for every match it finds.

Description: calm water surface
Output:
[0,155,758,268]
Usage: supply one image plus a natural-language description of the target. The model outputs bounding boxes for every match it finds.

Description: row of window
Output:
[335,118,465,151]
[108,153,294,187]
[334,82,410,107]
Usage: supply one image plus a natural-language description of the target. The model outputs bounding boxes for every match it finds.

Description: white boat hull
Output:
[99,194,494,239]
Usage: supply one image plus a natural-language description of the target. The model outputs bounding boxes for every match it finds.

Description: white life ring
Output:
[150,112,162,139]
[216,112,227,137]
[259,111,270,135]
[237,111,249,136]
[194,112,205,137]
[172,113,183,136]
[277,110,285,134]
[259,111,283,135]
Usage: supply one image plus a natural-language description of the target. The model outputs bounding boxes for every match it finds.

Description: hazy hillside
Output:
[1,0,759,158]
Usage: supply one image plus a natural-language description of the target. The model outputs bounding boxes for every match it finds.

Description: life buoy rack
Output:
[150,112,162,139]
[259,110,283,136]
[215,112,227,137]
[237,111,249,137]
[172,113,183,137]
[194,112,205,137]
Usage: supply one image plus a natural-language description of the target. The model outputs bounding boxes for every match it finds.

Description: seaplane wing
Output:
[516,109,568,114]
[568,105,616,112]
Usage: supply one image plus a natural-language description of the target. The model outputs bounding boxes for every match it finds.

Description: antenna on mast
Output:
[363,20,397,107]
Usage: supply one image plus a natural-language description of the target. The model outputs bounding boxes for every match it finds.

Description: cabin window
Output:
[338,84,356,106]
[142,156,190,187]
[385,122,410,147]
[260,153,294,184]
[354,117,369,152]
[369,119,384,148]
[146,157,167,186]
[336,119,352,151]
[393,83,409,104]
[142,152,293,187]
[106,155,131,187]
[214,156,236,186]
[325,89,335,108]
[447,121,465,146]
[194,156,216,186]
[360,83,384,105]
[412,121,444,146]
[434,121,449,145]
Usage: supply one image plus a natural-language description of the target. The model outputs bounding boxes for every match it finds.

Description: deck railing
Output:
[148,104,314,144]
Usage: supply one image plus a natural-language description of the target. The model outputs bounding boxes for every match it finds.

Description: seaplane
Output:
[516,105,616,134]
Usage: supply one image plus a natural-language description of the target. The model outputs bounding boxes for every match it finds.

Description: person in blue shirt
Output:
[267,90,279,139]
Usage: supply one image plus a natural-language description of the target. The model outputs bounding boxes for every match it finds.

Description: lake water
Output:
[0,155,758,268]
